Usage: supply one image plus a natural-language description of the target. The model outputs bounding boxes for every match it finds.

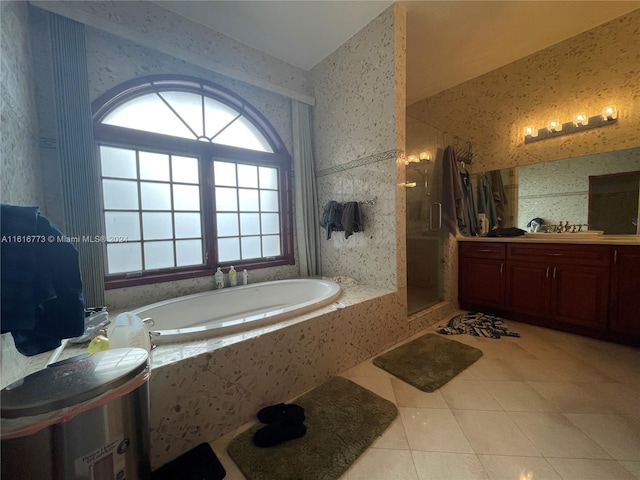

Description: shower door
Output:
[405,147,446,315]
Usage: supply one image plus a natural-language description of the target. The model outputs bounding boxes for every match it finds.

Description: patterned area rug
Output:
[438,311,520,339]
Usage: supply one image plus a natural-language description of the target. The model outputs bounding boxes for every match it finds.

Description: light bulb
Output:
[575,113,588,126]
[602,106,617,121]
[548,120,562,133]
[524,126,536,137]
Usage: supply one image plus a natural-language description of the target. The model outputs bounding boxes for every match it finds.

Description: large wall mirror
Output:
[492,146,640,235]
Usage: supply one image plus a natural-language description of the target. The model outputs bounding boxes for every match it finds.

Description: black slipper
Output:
[256,403,305,424]
[252,421,307,448]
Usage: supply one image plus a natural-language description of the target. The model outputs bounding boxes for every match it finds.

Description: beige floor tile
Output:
[400,407,474,453]
[546,458,637,480]
[343,448,418,480]
[467,358,522,381]
[453,410,540,456]
[478,454,563,480]
[412,451,488,480]
[509,411,611,458]
[391,377,449,409]
[619,461,640,479]
[566,413,640,461]
[440,379,502,410]
[369,416,411,450]
[579,382,640,415]
[342,359,392,379]
[505,359,573,382]
[481,380,557,412]
[528,381,613,414]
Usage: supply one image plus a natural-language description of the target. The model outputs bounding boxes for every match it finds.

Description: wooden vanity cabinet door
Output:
[505,261,551,317]
[459,242,505,309]
[609,246,640,337]
[551,263,609,329]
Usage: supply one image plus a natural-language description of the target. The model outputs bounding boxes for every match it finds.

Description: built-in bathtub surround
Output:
[407,9,640,173]
[146,283,457,469]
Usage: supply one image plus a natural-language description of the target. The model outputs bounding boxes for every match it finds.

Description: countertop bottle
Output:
[215,267,224,289]
[242,269,248,285]
[229,266,237,287]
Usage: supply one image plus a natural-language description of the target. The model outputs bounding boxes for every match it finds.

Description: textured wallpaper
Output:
[311,5,406,290]
[0,1,49,387]
[407,9,640,173]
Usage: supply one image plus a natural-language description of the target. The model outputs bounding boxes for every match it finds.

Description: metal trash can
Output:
[1,348,150,480]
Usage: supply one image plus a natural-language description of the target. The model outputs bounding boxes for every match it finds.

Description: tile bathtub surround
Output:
[214,321,640,480]
[147,283,456,469]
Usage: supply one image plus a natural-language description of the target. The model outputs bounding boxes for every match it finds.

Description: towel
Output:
[489,169,508,226]
[441,146,464,235]
[341,201,363,239]
[1,205,85,356]
[319,201,344,239]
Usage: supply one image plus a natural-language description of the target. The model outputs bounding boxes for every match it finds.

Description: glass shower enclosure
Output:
[405,115,446,315]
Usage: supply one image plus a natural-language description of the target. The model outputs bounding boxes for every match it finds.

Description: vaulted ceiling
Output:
[156,1,639,105]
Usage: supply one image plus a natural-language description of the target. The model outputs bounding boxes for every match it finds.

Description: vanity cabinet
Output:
[459,240,638,345]
[458,242,505,309]
[505,243,610,330]
[609,246,640,337]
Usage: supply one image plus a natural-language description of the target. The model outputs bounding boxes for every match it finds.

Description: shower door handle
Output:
[429,202,442,231]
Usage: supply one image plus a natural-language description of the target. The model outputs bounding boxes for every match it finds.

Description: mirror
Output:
[492,146,640,235]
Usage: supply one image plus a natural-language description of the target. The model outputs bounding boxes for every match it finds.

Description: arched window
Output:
[93,75,293,288]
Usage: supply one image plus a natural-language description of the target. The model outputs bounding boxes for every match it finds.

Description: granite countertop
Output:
[456,234,640,245]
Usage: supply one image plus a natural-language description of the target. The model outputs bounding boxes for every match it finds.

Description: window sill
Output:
[104,256,294,290]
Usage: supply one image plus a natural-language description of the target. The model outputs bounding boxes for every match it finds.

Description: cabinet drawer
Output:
[459,242,505,260]
[507,243,610,267]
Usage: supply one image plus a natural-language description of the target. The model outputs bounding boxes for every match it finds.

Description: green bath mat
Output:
[373,333,483,392]
[227,376,397,480]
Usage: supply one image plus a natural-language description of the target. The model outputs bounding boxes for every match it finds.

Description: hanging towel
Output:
[319,201,344,239]
[489,169,508,226]
[341,201,363,239]
[441,146,464,235]
[1,205,85,356]
[477,173,498,230]
[460,170,479,236]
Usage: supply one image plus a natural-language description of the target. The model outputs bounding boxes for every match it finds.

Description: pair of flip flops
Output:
[252,403,306,448]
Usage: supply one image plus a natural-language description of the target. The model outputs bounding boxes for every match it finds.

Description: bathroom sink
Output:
[524,231,604,237]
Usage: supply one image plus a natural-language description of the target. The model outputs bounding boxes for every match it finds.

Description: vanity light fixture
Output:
[405,182,417,188]
[419,151,431,161]
[524,105,619,144]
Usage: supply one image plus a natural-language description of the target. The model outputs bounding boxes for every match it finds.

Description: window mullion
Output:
[203,157,216,268]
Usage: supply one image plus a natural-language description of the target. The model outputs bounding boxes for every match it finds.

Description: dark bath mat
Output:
[151,442,226,480]
[227,376,397,480]
[373,333,483,392]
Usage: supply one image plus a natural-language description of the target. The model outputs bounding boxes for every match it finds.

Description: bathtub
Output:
[131,278,341,344]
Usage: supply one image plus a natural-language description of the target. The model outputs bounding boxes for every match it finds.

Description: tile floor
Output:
[212,320,640,479]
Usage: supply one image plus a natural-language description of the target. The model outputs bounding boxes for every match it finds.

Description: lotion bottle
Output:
[242,269,248,285]
[228,266,237,287]
[215,267,224,289]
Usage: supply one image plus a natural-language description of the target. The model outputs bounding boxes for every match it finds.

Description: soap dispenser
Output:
[228,266,237,287]
[215,267,224,289]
